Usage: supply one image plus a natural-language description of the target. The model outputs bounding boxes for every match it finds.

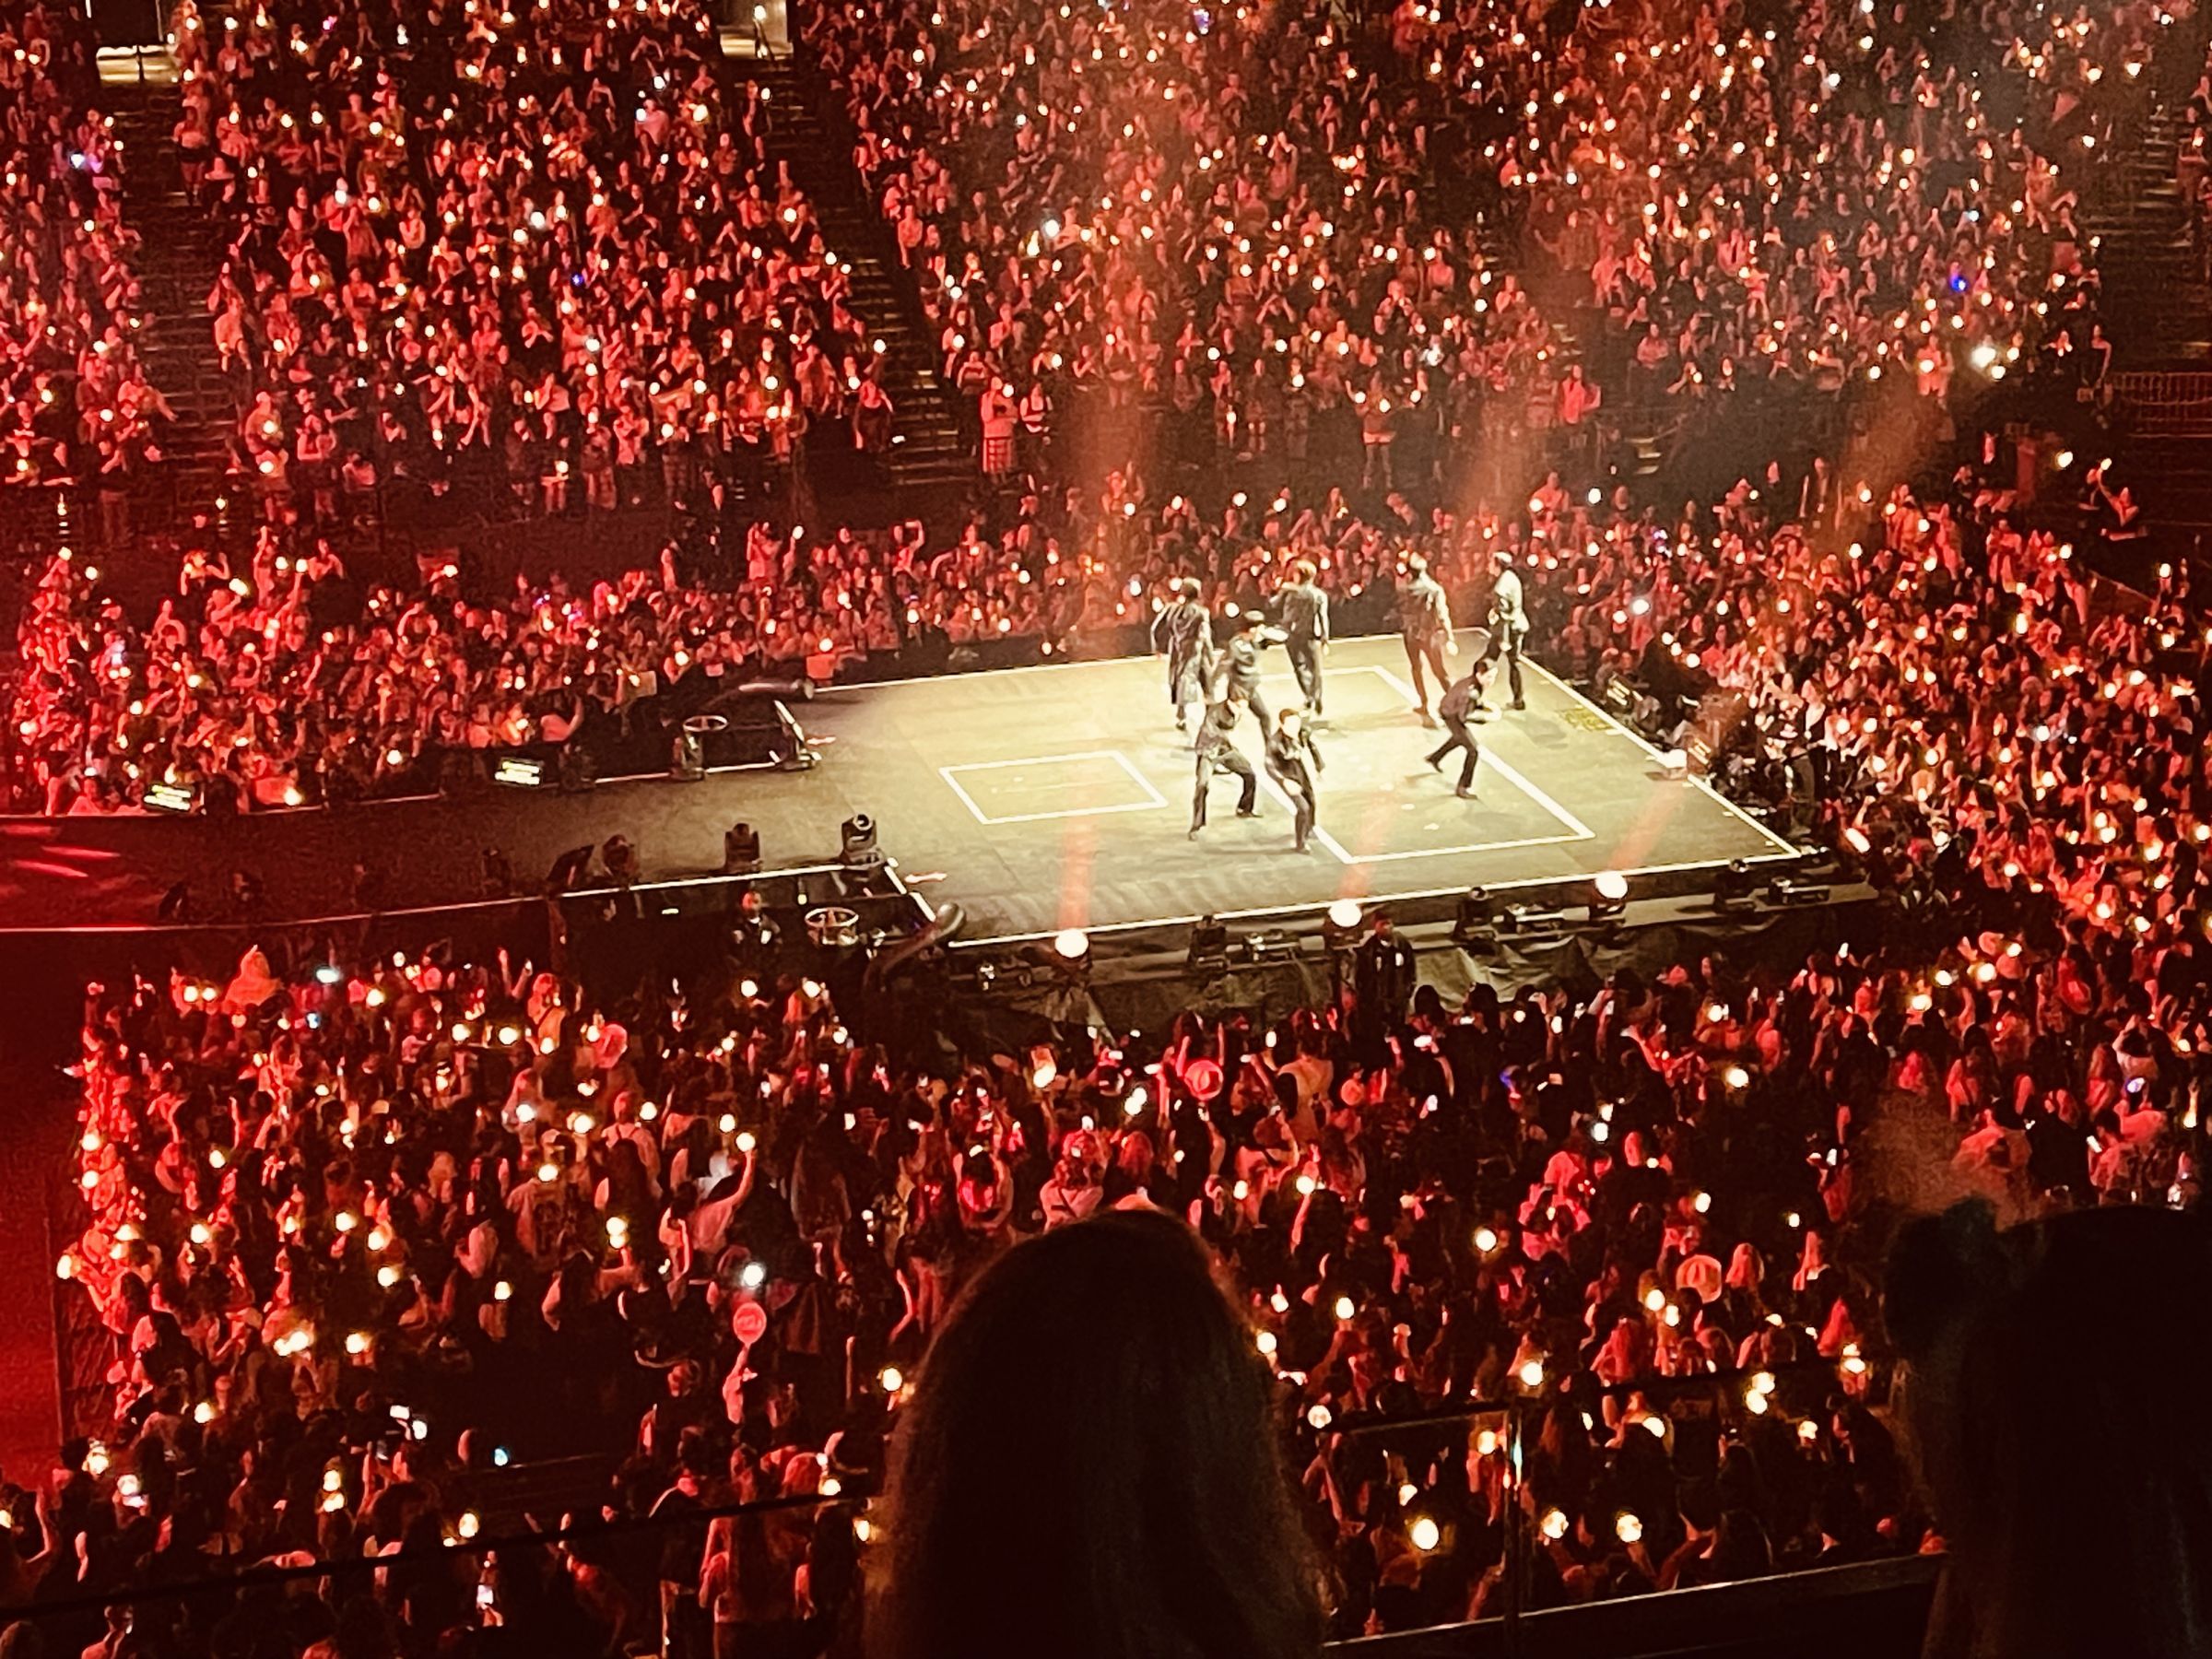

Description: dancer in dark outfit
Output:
[1265,707,1324,853]
[1189,699,1259,838]
[1277,560,1330,719]
[1216,612,1275,731]
[1424,663,1488,797]
[1396,554,1454,725]
[1150,579,1214,732]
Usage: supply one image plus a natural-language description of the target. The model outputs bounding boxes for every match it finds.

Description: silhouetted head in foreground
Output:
[873,1208,1323,1659]
[1888,1201,2212,1659]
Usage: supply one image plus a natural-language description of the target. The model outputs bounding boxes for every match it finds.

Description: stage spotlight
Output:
[1453,885,1499,951]
[1589,869,1629,924]
[1187,913,1230,977]
[1321,897,1365,954]
[1767,874,1831,907]
[723,822,762,875]
[841,813,884,868]
[1500,900,1571,935]
[1713,859,1758,912]
[1053,927,1089,963]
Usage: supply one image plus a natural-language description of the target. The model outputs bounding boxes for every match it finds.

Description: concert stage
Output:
[816,636,1797,945]
[0,635,1800,945]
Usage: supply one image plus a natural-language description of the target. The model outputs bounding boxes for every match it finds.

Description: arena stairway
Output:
[2078,106,2212,369]
[735,57,976,497]
[103,80,234,524]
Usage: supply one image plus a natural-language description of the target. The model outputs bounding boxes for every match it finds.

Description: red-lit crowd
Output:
[803,0,2154,486]
[0,471,1551,812]
[0,1,171,495]
[166,0,892,518]
[22,744,2204,1653]
[1,0,2169,510]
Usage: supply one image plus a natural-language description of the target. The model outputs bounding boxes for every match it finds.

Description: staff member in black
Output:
[1277,559,1330,719]
[1424,662,1488,797]
[1265,706,1325,853]
[1189,697,1260,839]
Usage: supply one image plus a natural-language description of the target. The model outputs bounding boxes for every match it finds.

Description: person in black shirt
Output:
[1353,912,1418,1036]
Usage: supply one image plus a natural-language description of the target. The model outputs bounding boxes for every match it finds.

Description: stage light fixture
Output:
[1590,869,1630,923]
[841,813,884,869]
[1053,927,1089,962]
[492,755,545,788]
[1453,886,1499,951]
[1768,875,1831,907]
[1713,859,1758,912]
[144,781,196,814]
[1321,897,1366,954]
[1187,913,1230,977]
[1500,900,1571,935]
[723,822,762,875]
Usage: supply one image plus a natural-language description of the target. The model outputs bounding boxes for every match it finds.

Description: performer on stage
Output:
[1189,697,1259,839]
[1265,706,1325,853]
[1150,578,1214,732]
[1217,611,1275,731]
[1487,549,1529,711]
[1424,661,1488,797]
[1396,554,1454,725]
[1277,559,1330,719]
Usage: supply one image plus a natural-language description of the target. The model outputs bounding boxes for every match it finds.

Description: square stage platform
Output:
[801,633,1797,946]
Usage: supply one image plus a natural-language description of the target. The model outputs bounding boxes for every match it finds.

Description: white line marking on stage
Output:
[938,749,1169,826]
[1521,659,1801,856]
[1363,665,1595,841]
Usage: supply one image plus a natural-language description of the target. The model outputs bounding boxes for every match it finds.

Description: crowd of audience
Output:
[0,0,171,497]
[170,0,894,525]
[24,720,2206,1653]
[800,0,2167,491]
[7,0,2212,1649]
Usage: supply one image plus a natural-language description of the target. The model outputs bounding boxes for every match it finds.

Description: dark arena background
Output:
[0,0,2209,1653]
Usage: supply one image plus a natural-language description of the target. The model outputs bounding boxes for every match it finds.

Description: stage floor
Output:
[0,635,1796,940]
[805,634,1797,945]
